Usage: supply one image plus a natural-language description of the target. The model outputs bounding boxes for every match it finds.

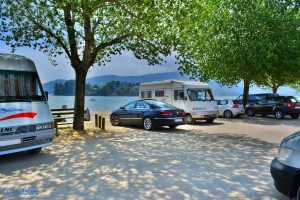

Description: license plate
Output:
[0,139,21,146]
[175,119,183,122]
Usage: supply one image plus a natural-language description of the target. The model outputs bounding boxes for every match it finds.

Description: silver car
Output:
[217,99,245,118]
[270,131,300,199]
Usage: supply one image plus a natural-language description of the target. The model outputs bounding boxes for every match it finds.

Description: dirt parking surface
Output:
[0,115,299,200]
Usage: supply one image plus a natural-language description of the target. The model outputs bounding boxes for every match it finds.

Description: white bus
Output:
[0,53,55,155]
[139,80,218,124]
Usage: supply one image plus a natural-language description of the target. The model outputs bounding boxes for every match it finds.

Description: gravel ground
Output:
[0,115,299,200]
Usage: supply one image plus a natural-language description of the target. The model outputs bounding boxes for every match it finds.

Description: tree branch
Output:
[90,34,130,65]
[24,6,71,59]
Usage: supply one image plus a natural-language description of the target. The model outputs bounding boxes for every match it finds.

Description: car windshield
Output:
[187,89,214,101]
[149,101,178,109]
[0,70,46,102]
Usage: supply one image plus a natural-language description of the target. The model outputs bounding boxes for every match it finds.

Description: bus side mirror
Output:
[179,91,184,99]
[45,91,48,100]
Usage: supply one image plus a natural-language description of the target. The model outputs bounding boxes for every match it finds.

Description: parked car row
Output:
[245,96,300,119]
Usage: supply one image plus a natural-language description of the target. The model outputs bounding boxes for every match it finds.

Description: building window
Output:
[174,90,184,100]
[141,91,152,98]
[155,90,164,97]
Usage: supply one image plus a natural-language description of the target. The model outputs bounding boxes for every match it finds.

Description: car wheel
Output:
[223,110,233,119]
[291,114,299,119]
[206,119,214,123]
[274,109,284,119]
[110,114,120,126]
[246,108,255,116]
[169,125,177,129]
[143,117,155,131]
[27,147,42,154]
[186,114,195,124]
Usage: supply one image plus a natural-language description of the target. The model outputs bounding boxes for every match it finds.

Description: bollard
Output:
[101,117,105,130]
[95,114,98,127]
[98,115,102,128]
[54,121,58,136]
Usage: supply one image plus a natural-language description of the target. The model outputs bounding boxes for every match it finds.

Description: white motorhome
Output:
[139,80,218,123]
[0,53,55,155]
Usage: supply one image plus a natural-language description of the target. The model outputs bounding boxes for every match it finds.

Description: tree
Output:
[175,0,300,105]
[1,0,181,130]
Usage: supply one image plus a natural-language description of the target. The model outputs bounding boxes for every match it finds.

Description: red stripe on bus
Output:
[0,112,37,121]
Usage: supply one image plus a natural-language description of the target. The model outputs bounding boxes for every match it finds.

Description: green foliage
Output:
[1,0,183,130]
[54,80,75,96]
[175,0,300,103]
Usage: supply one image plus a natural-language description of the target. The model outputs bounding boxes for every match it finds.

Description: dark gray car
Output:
[270,131,300,199]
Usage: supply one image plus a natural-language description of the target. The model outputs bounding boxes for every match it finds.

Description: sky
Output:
[1,42,179,84]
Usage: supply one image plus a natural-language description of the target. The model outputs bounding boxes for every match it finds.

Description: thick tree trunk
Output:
[272,84,278,93]
[73,68,88,130]
[243,78,250,107]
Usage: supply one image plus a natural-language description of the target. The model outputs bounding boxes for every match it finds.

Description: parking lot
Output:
[0,116,299,199]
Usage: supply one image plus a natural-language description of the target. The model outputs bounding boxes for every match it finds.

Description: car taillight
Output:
[232,104,239,108]
[287,102,291,108]
[179,111,186,116]
[160,110,173,116]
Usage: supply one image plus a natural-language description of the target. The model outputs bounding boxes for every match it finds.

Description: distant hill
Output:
[42,79,66,94]
[43,72,191,94]
[42,72,300,97]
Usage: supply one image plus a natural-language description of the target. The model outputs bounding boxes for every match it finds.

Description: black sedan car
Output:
[110,99,186,130]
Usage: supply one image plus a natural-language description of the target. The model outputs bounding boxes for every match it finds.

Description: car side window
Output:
[257,99,267,104]
[135,101,151,109]
[124,102,136,110]
[267,98,276,104]
[219,100,227,105]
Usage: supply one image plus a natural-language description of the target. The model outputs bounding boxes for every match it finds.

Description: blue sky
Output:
[1,42,179,83]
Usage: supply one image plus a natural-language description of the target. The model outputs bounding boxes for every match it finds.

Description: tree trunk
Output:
[272,84,278,93]
[73,68,88,130]
[243,78,250,107]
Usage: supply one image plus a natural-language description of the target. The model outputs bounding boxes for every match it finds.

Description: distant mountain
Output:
[86,72,191,85]
[43,72,191,94]
[42,72,300,97]
[42,79,66,94]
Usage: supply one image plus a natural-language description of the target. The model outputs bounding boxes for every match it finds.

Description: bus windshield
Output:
[187,89,214,101]
[0,70,46,102]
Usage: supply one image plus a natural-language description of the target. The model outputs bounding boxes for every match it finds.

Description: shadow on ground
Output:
[216,115,300,127]
[0,130,288,200]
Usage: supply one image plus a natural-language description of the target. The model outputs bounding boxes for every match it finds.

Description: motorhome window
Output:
[0,70,45,102]
[155,90,164,97]
[174,90,185,100]
[187,89,214,101]
[141,91,152,98]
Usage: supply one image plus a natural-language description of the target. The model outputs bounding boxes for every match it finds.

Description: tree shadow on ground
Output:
[217,115,300,127]
[0,130,288,200]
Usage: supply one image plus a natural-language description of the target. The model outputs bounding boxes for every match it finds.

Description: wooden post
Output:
[54,121,58,136]
[95,114,98,127]
[98,116,102,128]
[101,118,105,130]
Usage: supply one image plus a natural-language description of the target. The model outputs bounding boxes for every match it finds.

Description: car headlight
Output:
[277,146,294,163]
[36,123,52,131]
